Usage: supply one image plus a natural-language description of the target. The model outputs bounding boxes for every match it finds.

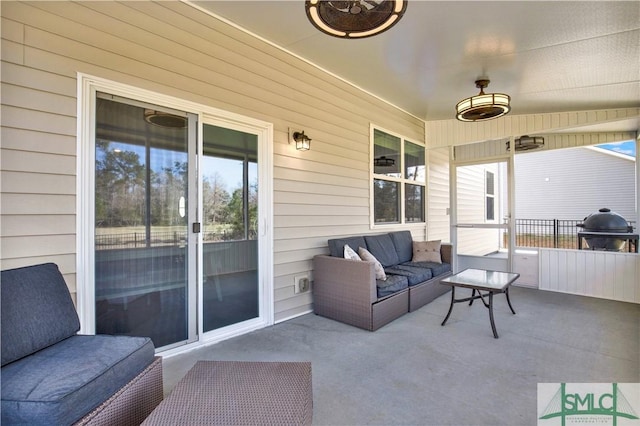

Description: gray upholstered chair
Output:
[1,263,163,425]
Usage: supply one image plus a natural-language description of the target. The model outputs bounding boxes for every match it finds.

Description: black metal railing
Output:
[514,218,636,249]
[95,230,254,250]
[95,231,188,249]
[95,219,635,251]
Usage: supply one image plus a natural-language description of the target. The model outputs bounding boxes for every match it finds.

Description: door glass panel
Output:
[455,162,509,258]
[456,227,510,256]
[202,124,258,332]
[94,96,190,349]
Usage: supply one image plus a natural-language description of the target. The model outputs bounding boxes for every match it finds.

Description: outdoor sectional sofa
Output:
[1,263,163,425]
[313,230,453,331]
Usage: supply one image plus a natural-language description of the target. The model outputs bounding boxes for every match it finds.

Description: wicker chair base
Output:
[75,356,163,426]
[371,290,409,330]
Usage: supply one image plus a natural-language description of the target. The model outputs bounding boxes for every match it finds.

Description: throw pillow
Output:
[358,247,387,281]
[343,244,361,261]
[412,240,442,264]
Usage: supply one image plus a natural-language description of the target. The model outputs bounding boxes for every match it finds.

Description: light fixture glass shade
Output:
[305,0,407,39]
[143,109,187,128]
[456,79,511,122]
[296,139,311,151]
[293,131,311,151]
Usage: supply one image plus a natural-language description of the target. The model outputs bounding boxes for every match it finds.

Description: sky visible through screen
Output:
[596,140,636,158]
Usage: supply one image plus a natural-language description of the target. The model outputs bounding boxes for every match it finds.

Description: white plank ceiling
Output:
[193,0,639,129]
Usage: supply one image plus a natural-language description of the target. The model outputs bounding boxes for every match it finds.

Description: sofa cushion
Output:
[364,234,400,267]
[328,236,367,258]
[1,334,155,425]
[1,263,81,366]
[412,240,442,264]
[389,231,413,264]
[358,247,387,280]
[385,265,433,286]
[376,274,408,298]
[403,261,452,277]
[343,244,361,260]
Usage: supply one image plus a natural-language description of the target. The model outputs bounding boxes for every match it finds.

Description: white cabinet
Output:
[513,251,539,288]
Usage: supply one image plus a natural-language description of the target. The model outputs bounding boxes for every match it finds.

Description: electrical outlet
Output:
[299,278,310,292]
[294,275,310,294]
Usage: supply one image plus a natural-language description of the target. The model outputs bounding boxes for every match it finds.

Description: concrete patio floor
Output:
[161,286,639,425]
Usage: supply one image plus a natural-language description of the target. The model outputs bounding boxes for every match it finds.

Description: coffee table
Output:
[440,268,519,338]
[142,360,312,425]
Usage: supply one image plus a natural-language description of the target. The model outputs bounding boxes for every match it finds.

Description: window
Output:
[372,127,426,224]
[485,170,495,221]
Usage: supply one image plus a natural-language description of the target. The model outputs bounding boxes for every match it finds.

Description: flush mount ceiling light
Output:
[143,109,187,128]
[305,0,407,39]
[506,135,545,151]
[456,79,511,122]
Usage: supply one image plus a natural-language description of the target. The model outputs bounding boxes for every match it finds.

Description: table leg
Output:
[441,286,455,326]
[469,288,476,306]
[505,287,516,315]
[489,292,499,338]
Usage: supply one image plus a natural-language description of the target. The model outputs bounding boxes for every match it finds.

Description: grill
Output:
[576,208,637,252]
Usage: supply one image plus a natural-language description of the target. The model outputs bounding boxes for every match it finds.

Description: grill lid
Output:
[577,208,632,233]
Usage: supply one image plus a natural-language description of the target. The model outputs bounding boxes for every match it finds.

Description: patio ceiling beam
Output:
[451,131,637,163]
[425,107,640,148]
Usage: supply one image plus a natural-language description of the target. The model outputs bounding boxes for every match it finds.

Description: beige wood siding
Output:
[453,138,507,162]
[1,1,424,320]
[426,147,450,242]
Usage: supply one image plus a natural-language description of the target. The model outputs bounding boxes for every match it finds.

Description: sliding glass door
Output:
[94,95,197,349]
[201,124,259,332]
[91,91,267,351]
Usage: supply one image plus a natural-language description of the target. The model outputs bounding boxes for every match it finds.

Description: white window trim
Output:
[76,74,274,344]
[369,124,426,228]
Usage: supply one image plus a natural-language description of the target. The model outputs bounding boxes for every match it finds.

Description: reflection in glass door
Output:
[94,94,196,350]
[201,124,259,332]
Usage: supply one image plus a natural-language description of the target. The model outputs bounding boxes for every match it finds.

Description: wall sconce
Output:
[290,129,311,151]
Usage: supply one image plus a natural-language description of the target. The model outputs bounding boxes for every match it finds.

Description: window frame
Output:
[485,169,496,222]
[370,125,426,227]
